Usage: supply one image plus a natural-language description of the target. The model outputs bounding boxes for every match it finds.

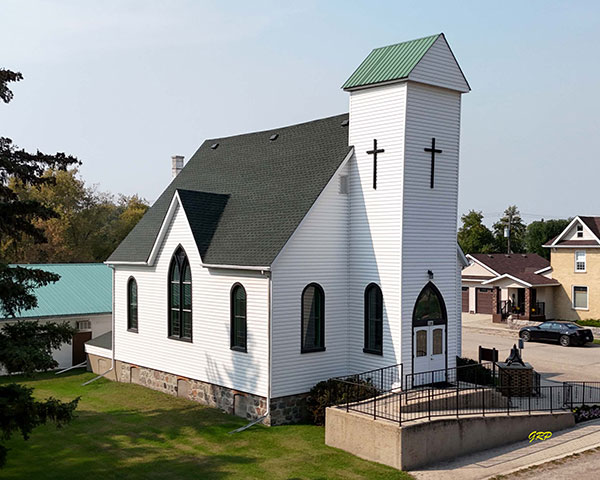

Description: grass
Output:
[0,370,411,480]
[576,319,600,328]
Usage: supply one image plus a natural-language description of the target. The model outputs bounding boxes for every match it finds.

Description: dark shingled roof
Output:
[470,253,550,276]
[543,216,600,247]
[580,216,600,239]
[108,113,351,266]
[85,331,112,350]
[470,253,558,286]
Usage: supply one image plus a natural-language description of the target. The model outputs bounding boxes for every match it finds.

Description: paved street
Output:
[462,314,600,383]
[411,419,600,480]
[501,447,600,479]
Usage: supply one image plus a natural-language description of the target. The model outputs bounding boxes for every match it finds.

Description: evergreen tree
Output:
[492,206,527,253]
[1,69,79,316]
[0,69,79,467]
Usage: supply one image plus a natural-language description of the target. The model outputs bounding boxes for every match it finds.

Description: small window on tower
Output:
[577,225,584,238]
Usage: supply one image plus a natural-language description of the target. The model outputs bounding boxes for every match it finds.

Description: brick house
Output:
[544,216,600,320]
[461,253,559,321]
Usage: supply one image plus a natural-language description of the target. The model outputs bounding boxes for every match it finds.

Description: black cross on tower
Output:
[366,139,384,190]
[424,137,442,189]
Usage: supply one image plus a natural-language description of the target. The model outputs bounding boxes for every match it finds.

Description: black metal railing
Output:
[563,382,600,408]
[501,300,526,317]
[333,363,403,394]
[330,364,600,426]
[531,302,545,317]
[336,382,598,426]
[403,361,496,390]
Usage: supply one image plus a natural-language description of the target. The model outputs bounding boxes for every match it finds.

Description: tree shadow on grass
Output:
[2,403,258,480]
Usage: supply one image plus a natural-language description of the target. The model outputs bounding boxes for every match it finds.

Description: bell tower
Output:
[343,34,470,375]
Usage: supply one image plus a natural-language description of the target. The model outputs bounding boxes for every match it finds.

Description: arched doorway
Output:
[412,282,447,382]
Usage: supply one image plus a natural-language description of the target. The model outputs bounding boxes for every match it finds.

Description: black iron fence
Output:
[331,364,600,426]
[336,381,595,426]
[532,302,545,317]
[403,360,496,390]
[333,363,403,394]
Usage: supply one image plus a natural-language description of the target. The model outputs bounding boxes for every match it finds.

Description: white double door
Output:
[413,324,446,384]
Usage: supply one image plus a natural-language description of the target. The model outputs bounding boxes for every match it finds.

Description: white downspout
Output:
[229,269,272,433]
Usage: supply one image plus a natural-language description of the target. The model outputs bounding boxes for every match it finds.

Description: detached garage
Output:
[462,287,469,312]
[475,287,493,314]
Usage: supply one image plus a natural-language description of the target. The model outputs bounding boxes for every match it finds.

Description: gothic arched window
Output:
[231,284,247,352]
[127,277,138,332]
[168,246,192,341]
[301,283,325,353]
[412,282,446,326]
[364,283,383,355]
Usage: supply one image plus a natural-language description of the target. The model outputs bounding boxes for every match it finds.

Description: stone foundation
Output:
[87,353,308,426]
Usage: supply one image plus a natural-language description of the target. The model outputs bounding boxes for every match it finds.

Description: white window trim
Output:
[575,250,587,273]
[577,224,584,238]
[572,285,589,310]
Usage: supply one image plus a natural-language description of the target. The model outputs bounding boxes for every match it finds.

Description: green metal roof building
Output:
[1,263,112,319]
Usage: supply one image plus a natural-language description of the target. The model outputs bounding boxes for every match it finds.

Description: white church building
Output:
[86,33,470,425]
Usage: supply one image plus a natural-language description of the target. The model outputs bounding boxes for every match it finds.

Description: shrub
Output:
[456,356,495,386]
[306,378,376,426]
[573,404,600,423]
[575,319,600,328]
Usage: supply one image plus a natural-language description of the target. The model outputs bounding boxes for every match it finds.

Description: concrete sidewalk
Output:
[411,418,600,480]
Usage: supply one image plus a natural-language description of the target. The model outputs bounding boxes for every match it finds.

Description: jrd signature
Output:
[529,431,552,442]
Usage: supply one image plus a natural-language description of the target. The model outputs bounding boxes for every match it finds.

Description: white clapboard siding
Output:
[347,82,407,373]
[113,203,270,396]
[409,35,470,93]
[270,162,350,398]
[456,252,463,358]
[401,82,462,371]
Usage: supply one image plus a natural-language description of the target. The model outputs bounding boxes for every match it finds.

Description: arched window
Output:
[127,277,138,332]
[412,282,446,326]
[168,246,192,341]
[301,283,325,353]
[230,284,247,352]
[364,283,383,355]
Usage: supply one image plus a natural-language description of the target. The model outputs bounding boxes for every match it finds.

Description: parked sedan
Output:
[519,321,594,347]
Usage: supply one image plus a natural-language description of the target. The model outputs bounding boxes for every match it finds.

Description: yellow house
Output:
[545,216,600,320]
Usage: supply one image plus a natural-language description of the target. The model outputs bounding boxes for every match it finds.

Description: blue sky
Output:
[1,1,599,225]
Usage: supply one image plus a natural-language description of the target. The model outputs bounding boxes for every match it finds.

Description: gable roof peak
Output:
[107,112,352,267]
[342,32,469,92]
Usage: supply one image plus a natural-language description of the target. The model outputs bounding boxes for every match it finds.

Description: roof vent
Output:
[210,143,219,150]
[269,134,279,141]
[522,254,527,257]
[341,119,349,127]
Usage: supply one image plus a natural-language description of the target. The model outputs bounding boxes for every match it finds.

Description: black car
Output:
[519,321,594,347]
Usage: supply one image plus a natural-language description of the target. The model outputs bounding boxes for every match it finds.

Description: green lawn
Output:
[0,370,411,480]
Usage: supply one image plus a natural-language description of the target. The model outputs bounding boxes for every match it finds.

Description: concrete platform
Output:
[412,418,600,479]
[325,406,574,471]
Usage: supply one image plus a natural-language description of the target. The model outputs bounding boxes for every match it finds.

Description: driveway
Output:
[462,314,600,383]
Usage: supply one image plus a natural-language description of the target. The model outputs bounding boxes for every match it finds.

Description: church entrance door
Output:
[411,282,448,386]
[413,325,446,383]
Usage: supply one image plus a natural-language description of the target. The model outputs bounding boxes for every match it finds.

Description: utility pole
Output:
[504,212,513,254]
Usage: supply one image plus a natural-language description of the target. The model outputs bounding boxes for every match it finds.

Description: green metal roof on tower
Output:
[342,34,441,90]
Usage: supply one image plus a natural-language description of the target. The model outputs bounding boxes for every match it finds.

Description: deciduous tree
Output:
[525,218,571,259]
[458,210,495,254]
